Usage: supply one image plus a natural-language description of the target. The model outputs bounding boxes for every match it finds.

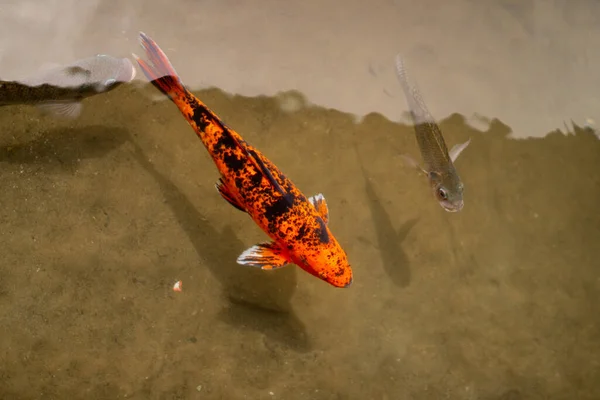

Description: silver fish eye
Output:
[438,187,448,200]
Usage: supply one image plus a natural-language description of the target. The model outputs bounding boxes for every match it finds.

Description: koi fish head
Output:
[429,169,464,212]
[294,231,353,288]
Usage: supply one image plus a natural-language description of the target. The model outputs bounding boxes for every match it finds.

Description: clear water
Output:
[1,1,599,399]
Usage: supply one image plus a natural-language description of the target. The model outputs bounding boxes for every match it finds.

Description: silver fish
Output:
[0,54,136,119]
[394,54,470,212]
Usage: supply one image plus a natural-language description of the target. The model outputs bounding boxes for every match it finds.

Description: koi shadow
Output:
[128,138,310,352]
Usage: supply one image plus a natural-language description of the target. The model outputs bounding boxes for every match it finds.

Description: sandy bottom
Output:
[0,83,599,399]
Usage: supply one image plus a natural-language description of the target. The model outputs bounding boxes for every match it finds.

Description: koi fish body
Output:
[134,33,352,288]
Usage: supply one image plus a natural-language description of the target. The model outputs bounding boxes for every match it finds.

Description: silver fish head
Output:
[429,170,465,212]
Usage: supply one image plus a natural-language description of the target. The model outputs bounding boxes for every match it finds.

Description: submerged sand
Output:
[0,84,599,399]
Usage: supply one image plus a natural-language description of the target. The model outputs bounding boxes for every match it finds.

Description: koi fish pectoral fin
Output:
[237,242,290,270]
[399,154,428,176]
[308,193,329,224]
[449,138,471,163]
[215,179,245,212]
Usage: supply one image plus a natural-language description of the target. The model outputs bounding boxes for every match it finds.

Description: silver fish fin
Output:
[309,193,329,224]
[36,101,82,119]
[400,154,428,176]
[449,138,471,163]
[237,242,290,270]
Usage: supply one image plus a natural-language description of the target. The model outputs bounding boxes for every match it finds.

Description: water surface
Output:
[0,84,598,399]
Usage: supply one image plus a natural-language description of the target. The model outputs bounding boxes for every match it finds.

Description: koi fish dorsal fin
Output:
[221,129,288,198]
[215,178,245,212]
[309,193,329,224]
[246,148,290,198]
[237,242,290,270]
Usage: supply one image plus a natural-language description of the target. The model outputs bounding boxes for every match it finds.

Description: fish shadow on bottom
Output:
[356,155,418,288]
[129,137,310,353]
[0,124,128,169]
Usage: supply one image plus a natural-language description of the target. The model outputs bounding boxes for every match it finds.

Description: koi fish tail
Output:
[133,32,188,102]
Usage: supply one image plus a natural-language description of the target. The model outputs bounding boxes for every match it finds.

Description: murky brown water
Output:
[0,84,599,399]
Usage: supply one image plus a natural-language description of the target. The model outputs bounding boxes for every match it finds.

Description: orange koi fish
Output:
[133,32,353,288]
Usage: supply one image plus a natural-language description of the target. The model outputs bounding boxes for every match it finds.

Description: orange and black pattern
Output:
[135,33,352,288]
